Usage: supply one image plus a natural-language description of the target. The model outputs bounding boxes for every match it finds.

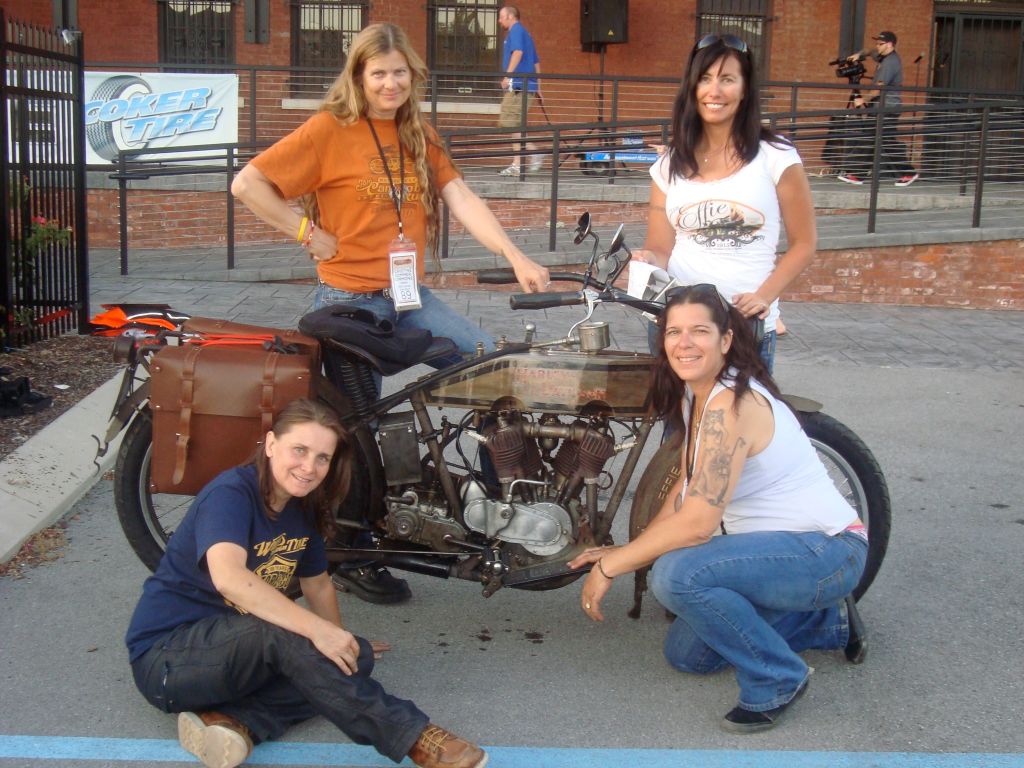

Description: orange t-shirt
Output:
[251,112,460,292]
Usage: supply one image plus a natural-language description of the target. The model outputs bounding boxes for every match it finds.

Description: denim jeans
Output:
[649,530,867,711]
[131,613,428,762]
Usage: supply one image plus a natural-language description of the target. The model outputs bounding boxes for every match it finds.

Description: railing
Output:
[99,83,1024,275]
[85,60,1024,141]
[2,11,88,347]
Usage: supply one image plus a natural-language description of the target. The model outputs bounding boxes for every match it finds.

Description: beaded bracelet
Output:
[297,215,309,243]
[303,221,316,249]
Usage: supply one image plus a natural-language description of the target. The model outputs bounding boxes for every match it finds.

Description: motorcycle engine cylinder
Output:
[486,418,542,481]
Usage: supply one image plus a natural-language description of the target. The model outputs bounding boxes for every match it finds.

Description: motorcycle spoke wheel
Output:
[114,411,193,571]
[799,411,892,602]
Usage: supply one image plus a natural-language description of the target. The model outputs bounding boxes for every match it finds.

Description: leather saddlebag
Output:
[149,324,319,495]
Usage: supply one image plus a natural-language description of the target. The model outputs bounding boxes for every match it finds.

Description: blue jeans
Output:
[649,530,867,711]
[131,613,428,762]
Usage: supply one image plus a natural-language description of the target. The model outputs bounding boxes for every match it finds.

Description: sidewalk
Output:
[3,272,1023,563]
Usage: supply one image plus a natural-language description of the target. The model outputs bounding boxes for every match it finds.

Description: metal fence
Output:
[92,62,1024,274]
[1,11,88,348]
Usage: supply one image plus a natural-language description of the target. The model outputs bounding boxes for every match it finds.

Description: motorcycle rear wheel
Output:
[114,409,191,571]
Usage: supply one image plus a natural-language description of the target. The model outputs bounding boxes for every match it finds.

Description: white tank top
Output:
[684,375,858,535]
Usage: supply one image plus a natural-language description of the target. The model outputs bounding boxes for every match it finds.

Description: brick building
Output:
[7,0,1023,94]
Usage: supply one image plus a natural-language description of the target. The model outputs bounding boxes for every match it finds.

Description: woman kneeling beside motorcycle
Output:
[570,284,869,734]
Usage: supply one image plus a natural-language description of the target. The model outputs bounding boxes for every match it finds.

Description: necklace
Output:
[685,394,706,481]
[701,144,729,164]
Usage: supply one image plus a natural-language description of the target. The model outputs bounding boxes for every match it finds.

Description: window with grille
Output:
[290,1,367,97]
[428,0,501,100]
[696,0,771,78]
[158,1,236,66]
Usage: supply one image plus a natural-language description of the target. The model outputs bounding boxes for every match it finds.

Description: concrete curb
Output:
[0,372,125,564]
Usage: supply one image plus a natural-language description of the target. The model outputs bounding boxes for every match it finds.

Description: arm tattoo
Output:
[688,409,747,507]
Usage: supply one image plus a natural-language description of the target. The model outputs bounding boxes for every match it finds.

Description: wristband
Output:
[297,216,309,243]
[596,558,612,579]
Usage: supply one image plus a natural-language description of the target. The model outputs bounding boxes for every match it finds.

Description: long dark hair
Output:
[250,398,352,539]
[667,38,790,180]
[650,285,782,434]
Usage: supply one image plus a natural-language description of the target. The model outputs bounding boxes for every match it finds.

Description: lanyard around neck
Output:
[366,117,405,239]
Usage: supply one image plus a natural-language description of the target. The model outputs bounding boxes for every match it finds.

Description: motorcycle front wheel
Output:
[799,411,891,601]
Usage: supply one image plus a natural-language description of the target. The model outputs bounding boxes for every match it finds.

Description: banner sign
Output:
[84,72,238,164]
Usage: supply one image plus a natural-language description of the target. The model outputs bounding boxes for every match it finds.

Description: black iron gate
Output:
[1,10,88,348]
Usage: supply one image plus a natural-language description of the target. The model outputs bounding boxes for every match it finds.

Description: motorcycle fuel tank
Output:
[422,348,653,416]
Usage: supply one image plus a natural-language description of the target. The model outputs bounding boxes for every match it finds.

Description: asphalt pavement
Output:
[1,273,1023,767]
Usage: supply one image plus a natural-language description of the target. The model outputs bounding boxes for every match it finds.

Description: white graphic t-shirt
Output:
[649,140,802,332]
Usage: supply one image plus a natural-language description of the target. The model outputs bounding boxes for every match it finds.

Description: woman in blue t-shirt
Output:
[125,399,487,768]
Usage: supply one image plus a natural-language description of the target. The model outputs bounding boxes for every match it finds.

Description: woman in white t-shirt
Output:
[635,34,816,372]
[569,285,867,734]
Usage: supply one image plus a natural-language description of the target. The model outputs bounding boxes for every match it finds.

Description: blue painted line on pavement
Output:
[0,736,1021,767]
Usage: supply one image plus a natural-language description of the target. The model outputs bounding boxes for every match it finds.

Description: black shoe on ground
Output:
[844,595,868,664]
[332,566,411,604]
[721,677,809,734]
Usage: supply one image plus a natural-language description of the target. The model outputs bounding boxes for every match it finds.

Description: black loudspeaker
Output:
[580,0,628,51]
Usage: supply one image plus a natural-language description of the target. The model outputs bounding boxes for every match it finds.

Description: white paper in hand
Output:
[626,262,680,322]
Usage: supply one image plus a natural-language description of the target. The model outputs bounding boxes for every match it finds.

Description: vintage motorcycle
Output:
[100,213,891,612]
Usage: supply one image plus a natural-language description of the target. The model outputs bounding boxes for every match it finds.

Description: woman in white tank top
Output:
[570,283,868,734]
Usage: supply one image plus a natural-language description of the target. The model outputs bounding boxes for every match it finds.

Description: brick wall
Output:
[786,241,1024,310]
[2,0,936,87]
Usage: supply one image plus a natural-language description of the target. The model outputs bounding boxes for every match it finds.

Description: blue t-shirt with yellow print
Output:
[125,464,327,661]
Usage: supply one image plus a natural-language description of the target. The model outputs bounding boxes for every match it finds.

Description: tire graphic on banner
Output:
[86,75,152,161]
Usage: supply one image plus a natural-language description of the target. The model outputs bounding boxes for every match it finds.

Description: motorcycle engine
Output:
[461,479,572,556]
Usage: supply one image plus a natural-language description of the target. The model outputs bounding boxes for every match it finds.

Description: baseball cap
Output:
[873,31,897,44]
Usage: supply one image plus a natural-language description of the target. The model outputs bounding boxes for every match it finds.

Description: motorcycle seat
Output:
[323,335,458,376]
[299,304,458,376]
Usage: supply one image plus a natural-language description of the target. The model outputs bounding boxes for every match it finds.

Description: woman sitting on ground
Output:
[125,398,487,768]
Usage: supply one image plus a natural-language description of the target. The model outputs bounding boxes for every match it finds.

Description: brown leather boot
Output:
[407,724,488,768]
[177,711,253,768]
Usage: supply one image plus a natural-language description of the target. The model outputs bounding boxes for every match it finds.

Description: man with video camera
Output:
[838,30,920,188]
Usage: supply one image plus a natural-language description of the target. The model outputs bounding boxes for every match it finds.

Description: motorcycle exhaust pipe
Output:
[326,549,454,579]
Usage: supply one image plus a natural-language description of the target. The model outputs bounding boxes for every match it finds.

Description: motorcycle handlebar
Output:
[509,291,586,310]
[476,268,518,284]
[476,269,594,287]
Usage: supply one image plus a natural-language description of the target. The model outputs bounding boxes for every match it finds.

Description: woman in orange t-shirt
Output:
[233,22,549,361]
[233,23,550,606]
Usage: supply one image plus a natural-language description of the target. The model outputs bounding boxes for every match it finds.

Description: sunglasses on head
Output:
[695,33,749,54]
[664,283,732,316]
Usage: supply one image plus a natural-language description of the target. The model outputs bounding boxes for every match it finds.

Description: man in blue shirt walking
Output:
[497,5,542,175]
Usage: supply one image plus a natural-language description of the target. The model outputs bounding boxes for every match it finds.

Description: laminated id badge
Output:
[388,238,421,312]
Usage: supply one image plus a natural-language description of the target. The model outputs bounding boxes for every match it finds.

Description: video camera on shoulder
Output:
[829,54,867,83]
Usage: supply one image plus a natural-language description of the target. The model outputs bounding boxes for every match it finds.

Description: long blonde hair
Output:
[302,23,448,267]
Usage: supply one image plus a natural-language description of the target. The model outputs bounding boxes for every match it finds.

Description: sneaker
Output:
[408,724,488,768]
[528,154,543,171]
[895,173,920,187]
[497,165,520,176]
[837,173,863,185]
[332,565,411,604]
[721,677,809,734]
[178,711,253,768]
